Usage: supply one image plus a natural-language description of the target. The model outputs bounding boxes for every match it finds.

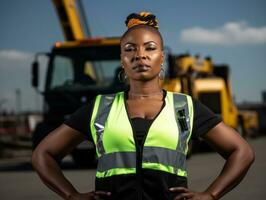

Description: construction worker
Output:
[32,12,254,200]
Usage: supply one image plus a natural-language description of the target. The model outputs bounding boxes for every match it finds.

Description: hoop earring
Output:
[159,67,165,80]
[118,68,127,82]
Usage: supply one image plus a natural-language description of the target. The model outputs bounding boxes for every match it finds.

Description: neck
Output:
[129,90,163,97]
[128,79,163,98]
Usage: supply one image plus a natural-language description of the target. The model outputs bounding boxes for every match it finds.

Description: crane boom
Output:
[52,0,90,40]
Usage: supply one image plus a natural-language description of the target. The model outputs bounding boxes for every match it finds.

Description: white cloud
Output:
[180,21,266,45]
[0,49,33,61]
[0,49,42,111]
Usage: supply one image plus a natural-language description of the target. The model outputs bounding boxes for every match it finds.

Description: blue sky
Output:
[0,0,266,112]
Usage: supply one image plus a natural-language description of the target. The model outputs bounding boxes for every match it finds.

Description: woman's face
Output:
[120,28,164,82]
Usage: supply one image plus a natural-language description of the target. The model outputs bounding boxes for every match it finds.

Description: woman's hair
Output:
[125,12,159,29]
[121,12,164,49]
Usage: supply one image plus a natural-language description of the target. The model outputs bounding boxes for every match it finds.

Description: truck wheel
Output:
[71,148,96,168]
[32,122,55,149]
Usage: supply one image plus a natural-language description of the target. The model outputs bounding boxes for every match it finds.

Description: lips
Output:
[132,63,151,72]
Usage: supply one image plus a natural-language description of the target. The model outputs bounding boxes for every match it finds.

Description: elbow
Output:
[32,147,46,171]
[240,143,255,167]
[31,148,40,170]
[247,146,255,165]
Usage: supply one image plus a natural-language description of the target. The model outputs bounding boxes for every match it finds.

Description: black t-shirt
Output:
[64,92,221,141]
[64,92,221,199]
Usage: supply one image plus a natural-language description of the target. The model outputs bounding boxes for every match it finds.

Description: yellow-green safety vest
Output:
[90,91,193,179]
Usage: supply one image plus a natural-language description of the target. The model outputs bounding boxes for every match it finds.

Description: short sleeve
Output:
[191,99,222,139]
[64,99,95,141]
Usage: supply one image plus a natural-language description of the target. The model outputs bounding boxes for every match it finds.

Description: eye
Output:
[146,46,156,51]
[124,44,136,52]
[124,47,135,52]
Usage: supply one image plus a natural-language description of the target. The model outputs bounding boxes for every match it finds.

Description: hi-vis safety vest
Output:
[90,91,193,179]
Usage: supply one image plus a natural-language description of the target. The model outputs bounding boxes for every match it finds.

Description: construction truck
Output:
[163,54,258,143]
[31,0,126,166]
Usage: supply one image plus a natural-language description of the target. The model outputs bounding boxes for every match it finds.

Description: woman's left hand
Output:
[169,187,216,200]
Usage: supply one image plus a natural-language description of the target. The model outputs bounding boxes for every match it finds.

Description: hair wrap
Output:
[125,12,159,30]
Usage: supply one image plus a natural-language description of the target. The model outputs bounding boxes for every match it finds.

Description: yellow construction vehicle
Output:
[163,53,259,154]
[163,54,258,137]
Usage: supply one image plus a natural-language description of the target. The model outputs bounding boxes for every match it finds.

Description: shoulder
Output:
[92,92,125,114]
[166,91,193,107]
[94,91,125,105]
[95,91,124,99]
[65,99,96,123]
[191,99,222,139]
[166,91,192,99]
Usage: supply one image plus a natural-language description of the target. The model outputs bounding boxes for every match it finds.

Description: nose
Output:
[134,48,147,61]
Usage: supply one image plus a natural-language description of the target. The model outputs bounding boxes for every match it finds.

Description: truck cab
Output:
[32,38,126,166]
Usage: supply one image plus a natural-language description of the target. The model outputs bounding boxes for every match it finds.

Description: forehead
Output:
[121,27,161,45]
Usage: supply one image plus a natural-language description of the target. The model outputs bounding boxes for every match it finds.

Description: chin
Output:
[134,74,158,82]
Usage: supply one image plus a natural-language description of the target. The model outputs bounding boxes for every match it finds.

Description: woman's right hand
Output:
[32,124,111,200]
[70,191,111,200]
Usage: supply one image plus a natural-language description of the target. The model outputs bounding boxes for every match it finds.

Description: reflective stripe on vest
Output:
[93,94,116,156]
[90,91,193,178]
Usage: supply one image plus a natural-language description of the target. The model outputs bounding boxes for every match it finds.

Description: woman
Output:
[32,12,254,200]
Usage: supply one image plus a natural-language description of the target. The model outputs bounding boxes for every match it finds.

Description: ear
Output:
[120,54,124,68]
[161,51,165,65]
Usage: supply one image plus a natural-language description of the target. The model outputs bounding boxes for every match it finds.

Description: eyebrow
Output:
[124,41,158,46]
[144,41,157,45]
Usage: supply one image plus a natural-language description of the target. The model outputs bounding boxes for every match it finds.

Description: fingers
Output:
[169,187,193,200]
[169,187,189,193]
[169,187,216,200]
[173,193,193,200]
[94,191,111,196]
[92,190,111,200]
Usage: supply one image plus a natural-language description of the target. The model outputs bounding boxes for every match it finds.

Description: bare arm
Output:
[32,124,87,199]
[171,122,255,200]
[203,122,255,199]
[32,124,110,199]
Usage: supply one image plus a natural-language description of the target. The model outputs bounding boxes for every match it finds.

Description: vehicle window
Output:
[92,60,121,85]
[50,55,74,88]
[48,45,122,90]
